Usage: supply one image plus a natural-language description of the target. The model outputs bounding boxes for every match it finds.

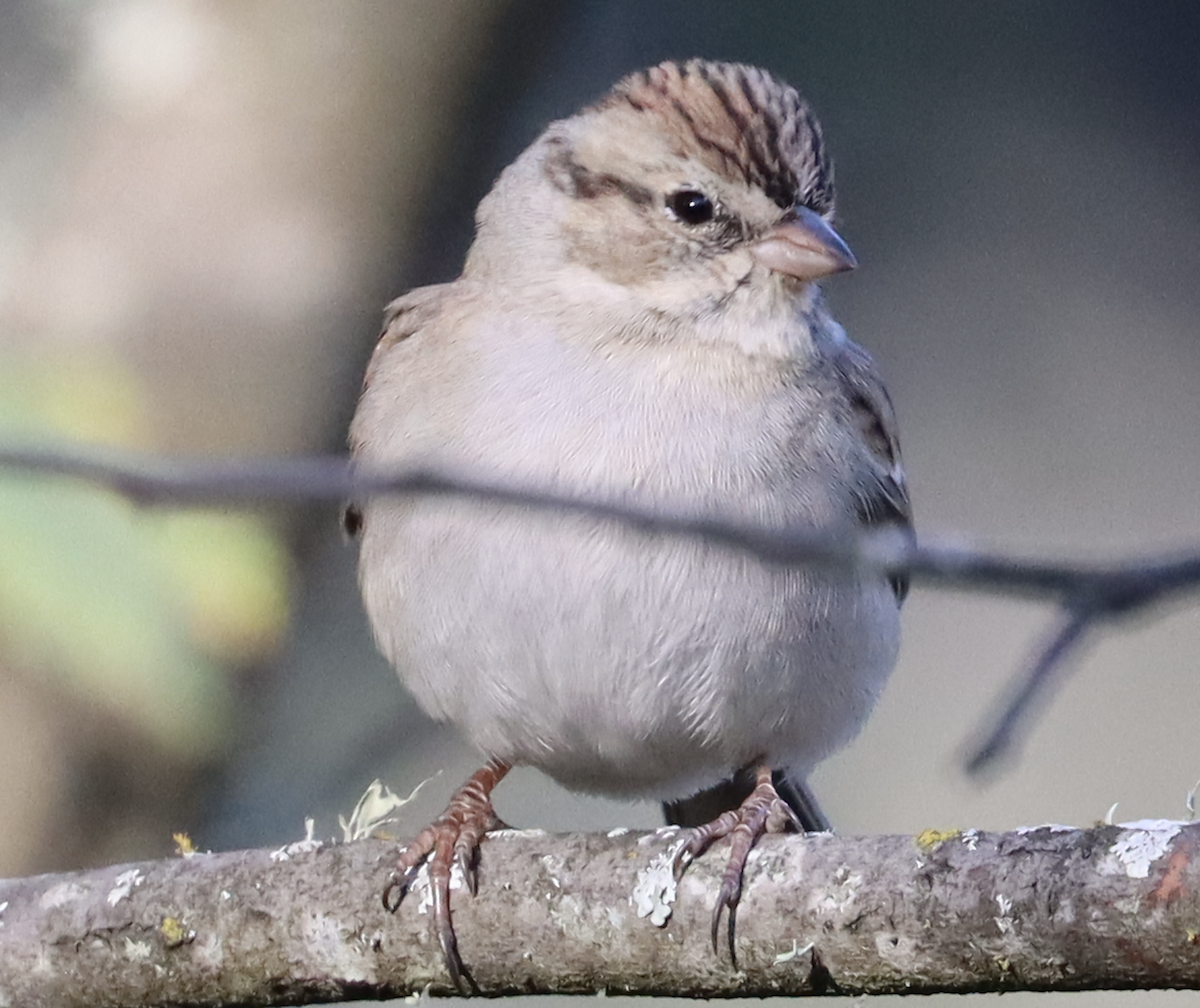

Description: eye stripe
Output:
[544,135,655,206]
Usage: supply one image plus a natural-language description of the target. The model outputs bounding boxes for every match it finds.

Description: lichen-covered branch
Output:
[1,822,1199,1005]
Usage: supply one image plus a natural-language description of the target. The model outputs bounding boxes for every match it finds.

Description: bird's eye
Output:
[666,189,715,225]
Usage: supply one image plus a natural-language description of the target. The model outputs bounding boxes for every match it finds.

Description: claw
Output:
[382,850,426,911]
[456,842,478,897]
[430,863,465,990]
[674,763,802,965]
[671,844,694,882]
[381,871,408,913]
[382,759,510,990]
[716,898,740,962]
[710,897,724,957]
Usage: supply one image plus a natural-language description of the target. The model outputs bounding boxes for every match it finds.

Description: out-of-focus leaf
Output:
[0,477,231,755]
[0,352,290,757]
[148,510,290,663]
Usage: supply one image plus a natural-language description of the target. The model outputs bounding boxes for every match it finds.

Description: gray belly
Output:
[359,496,899,801]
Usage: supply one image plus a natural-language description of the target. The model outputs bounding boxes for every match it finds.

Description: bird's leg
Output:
[382,759,511,990]
[672,763,802,964]
[664,768,830,832]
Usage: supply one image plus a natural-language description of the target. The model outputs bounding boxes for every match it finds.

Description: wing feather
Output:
[831,343,912,601]
[343,283,455,537]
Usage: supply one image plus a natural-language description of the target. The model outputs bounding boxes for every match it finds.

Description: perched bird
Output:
[348,59,910,985]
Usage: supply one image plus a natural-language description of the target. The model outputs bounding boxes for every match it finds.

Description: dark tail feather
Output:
[663,768,831,832]
[772,772,831,833]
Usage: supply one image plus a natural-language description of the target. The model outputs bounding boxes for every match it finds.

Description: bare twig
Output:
[964,604,1097,776]
[2,441,1199,772]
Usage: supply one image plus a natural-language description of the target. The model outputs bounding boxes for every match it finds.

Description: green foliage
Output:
[0,353,289,757]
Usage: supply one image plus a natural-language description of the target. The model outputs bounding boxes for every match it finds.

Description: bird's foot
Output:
[672,764,801,964]
[382,759,511,991]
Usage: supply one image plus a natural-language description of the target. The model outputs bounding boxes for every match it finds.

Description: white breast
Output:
[355,309,899,800]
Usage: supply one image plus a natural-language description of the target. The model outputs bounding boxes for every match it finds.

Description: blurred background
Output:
[1,1,1199,1004]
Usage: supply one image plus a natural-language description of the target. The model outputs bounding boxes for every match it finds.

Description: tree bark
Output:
[1,822,1198,1005]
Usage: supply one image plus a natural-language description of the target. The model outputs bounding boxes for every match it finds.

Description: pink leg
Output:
[673,763,801,963]
[383,759,511,989]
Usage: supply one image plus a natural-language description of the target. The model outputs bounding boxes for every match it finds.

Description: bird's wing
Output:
[343,283,455,538]
[360,283,457,396]
[831,340,913,601]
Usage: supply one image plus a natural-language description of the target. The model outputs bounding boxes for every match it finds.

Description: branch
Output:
[964,605,1097,775]
[3,442,1199,601]
[4,442,1200,771]
[1,823,1199,1005]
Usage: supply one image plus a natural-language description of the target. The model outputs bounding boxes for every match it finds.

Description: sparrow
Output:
[347,58,910,986]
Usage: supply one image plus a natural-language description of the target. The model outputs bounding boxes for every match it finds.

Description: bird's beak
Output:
[752,206,857,281]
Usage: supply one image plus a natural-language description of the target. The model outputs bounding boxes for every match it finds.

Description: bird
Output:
[347,58,910,986]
